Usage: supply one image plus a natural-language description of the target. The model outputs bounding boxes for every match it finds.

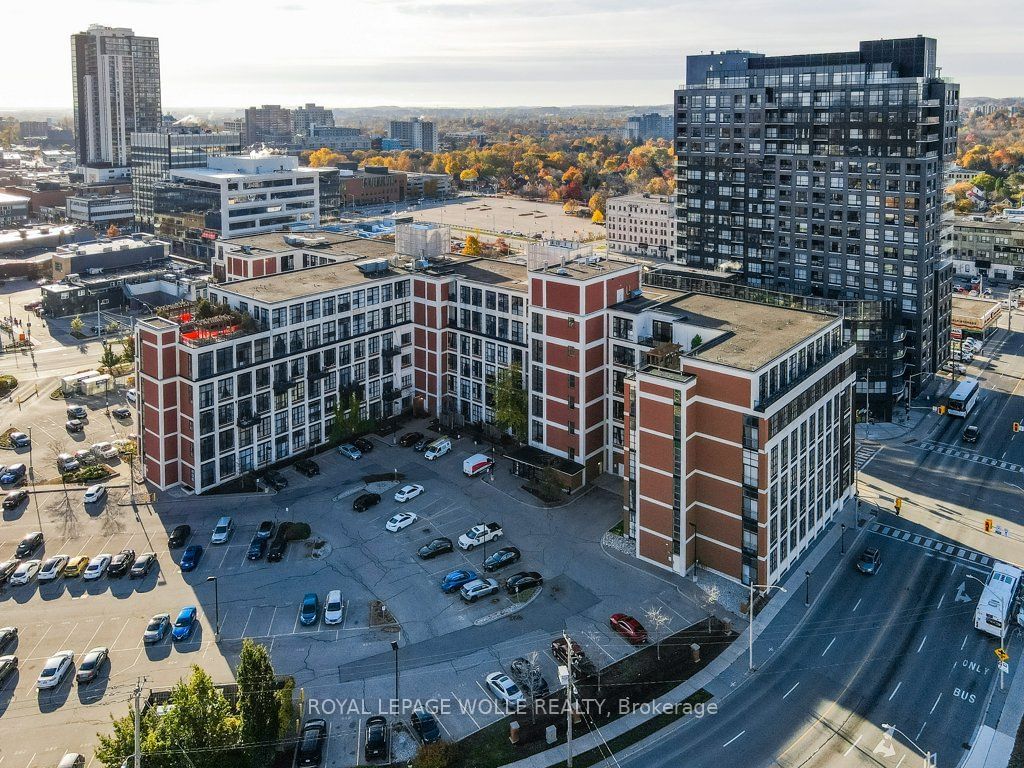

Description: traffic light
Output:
[938,405,947,415]
[894,498,902,515]
[985,518,994,533]
[1014,422,1021,433]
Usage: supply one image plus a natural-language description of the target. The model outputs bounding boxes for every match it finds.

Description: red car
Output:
[610,613,648,645]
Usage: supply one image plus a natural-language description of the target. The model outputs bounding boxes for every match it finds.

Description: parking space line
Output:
[240,607,255,638]
[24,624,54,662]
[109,616,133,652]
[56,622,80,651]
[81,620,105,652]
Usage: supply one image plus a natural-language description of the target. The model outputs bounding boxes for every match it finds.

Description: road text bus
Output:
[947,378,980,417]
[974,562,1022,638]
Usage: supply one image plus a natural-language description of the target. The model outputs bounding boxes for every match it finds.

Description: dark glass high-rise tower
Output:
[674,37,959,414]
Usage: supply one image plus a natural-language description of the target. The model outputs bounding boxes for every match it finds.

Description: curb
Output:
[473,586,543,626]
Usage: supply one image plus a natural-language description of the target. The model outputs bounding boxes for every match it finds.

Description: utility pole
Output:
[133,677,144,768]
[564,630,574,768]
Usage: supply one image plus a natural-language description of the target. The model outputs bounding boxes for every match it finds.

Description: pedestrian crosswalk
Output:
[918,439,1024,474]
[855,442,881,470]
[869,521,992,569]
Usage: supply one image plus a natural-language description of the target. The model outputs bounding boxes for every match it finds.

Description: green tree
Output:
[347,394,362,433]
[691,334,703,351]
[70,315,85,334]
[100,343,120,371]
[277,677,297,743]
[494,363,527,441]
[94,706,158,768]
[121,335,135,363]
[412,741,459,768]
[151,666,243,768]
[236,640,280,768]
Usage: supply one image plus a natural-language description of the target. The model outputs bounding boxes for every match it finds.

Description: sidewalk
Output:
[500,494,871,768]
[961,630,1024,768]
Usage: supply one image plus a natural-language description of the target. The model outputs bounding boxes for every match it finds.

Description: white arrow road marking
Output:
[955,581,972,603]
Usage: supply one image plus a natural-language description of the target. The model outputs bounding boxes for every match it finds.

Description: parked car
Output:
[9,432,29,448]
[399,431,423,447]
[323,590,344,625]
[56,755,83,768]
[74,449,97,466]
[337,443,362,461]
[364,716,389,761]
[171,606,198,641]
[962,425,980,443]
[83,553,112,580]
[267,537,288,563]
[247,535,267,561]
[417,537,453,559]
[179,544,203,572]
[144,614,171,643]
[3,489,28,509]
[411,709,441,744]
[944,361,968,375]
[441,569,479,593]
[0,627,16,653]
[386,511,418,532]
[299,593,319,626]
[856,547,881,575]
[0,654,17,686]
[0,561,17,584]
[610,613,649,645]
[111,407,131,420]
[168,524,191,548]
[262,469,289,490]
[506,571,543,595]
[413,437,431,452]
[56,453,79,473]
[91,442,117,460]
[460,578,500,603]
[129,552,157,579]
[83,484,107,504]
[256,520,275,539]
[424,438,451,460]
[0,464,26,485]
[38,555,70,582]
[75,646,109,683]
[294,458,320,477]
[458,523,503,551]
[394,484,424,503]
[15,531,43,558]
[65,419,84,433]
[550,636,595,676]
[353,437,374,454]
[36,650,74,689]
[63,556,89,577]
[352,492,381,512]
[210,516,234,544]
[483,547,521,572]
[107,549,136,578]
[126,390,137,405]
[297,719,328,767]
[9,559,41,585]
[485,672,524,708]
[66,405,87,420]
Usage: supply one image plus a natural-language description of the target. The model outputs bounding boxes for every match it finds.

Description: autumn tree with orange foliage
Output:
[306,148,348,168]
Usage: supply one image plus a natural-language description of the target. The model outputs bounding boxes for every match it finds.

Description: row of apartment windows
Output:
[454,285,526,315]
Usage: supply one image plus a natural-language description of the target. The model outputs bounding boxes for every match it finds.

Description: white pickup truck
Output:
[458,522,504,550]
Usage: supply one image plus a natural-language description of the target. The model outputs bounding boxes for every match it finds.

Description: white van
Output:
[424,438,451,461]
[210,516,234,544]
[463,453,495,476]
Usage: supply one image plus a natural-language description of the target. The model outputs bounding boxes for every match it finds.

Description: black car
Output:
[107,549,136,578]
[0,560,18,584]
[0,626,16,652]
[0,655,16,685]
[856,547,881,575]
[352,492,381,512]
[247,535,267,561]
[129,553,156,579]
[353,437,374,454]
[483,546,521,572]
[296,718,327,768]
[509,657,549,697]
[399,431,424,447]
[962,425,980,443]
[505,571,543,594]
[294,458,320,477]
[413,437,431,452]
[256,520,275,539]
[111,406,131,420]
[267,527,290,563]
[3,489,28,510]
[15,532,42,558]
[167,524,191,548]
[417,537,454,560]
[411,710,441,744]
[65,419,84,433]
[263,469,289,490]
[364,715,389,760]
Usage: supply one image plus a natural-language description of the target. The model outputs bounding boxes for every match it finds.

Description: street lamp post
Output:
[966,573,1006,691]
[841,523,847,555]
[390,640,400,715]
[27,426,42,530]
[804,570,812,606]
[748,583,787,671]
[206,576,220,639]
[881,723,934,767]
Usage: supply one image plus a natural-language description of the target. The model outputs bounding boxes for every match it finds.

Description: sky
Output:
[1,0,1020,113]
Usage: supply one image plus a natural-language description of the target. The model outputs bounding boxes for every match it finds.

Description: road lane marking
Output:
[852,598,862,613]
[896,756,905,768]
[961,635,969,651]
[917,636,927,653]
[783,682,799,699]
[916,721,927,740]
[722,731,745,747]
[844,735,862,756]
[888,682,902,701]
[938,594,945,609]
[930,694,942,714]
[821,637,836,656]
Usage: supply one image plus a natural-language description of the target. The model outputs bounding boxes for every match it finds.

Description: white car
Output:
[38,555,70,582]
[485,672,524,707]
[9,559,41,586]
[944,361,968,375]
[36,650,74,690]
[460,578,500,603]
[91,442,117,460]
[386,512,418,532]
[323,589,344,625]
[394,484,424,503]
[126,390,137,405]
[83,554,112,580]
[83,484,107,504]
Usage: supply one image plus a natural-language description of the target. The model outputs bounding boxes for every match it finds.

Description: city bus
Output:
[974,562,1023,638]
[947,378,980,417]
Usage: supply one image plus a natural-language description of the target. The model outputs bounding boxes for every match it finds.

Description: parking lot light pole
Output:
[804,571,812,606]
[841,523,847,555]
[206,576,220,639]
[748,583,786,671]
[391,640,400,715]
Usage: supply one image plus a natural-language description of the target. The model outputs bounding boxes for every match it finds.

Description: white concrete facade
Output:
[606,194,675,258]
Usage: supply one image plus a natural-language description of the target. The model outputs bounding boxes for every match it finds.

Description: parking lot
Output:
[407,195,606,242]
[0,424,703,767]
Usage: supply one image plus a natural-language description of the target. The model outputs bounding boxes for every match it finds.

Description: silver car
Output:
[460,578,500,603]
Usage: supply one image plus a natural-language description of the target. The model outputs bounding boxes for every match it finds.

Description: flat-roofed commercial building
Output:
[947,217,1024,283]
